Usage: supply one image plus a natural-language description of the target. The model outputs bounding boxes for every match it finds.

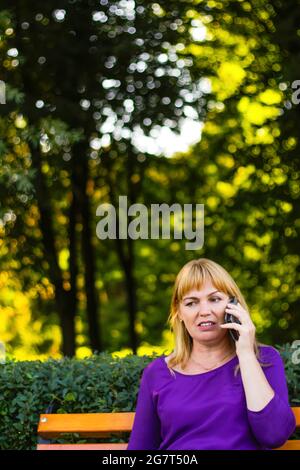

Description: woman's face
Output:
[178,280,230,342]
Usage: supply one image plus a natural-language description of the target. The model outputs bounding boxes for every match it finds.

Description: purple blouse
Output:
[127,345,296,450]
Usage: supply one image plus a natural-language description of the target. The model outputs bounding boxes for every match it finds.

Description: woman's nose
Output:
[197,305,212,315]
[196,301,219,315]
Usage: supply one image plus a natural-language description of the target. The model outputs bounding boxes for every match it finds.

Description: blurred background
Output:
[0,0,299,361]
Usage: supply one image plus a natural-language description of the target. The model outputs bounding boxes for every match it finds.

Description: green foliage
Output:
[0,346,299,450]
[0,351,157,450]
[3,84,25,105]
[276,343,300,406]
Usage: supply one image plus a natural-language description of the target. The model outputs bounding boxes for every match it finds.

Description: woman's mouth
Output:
[197,321,216,331]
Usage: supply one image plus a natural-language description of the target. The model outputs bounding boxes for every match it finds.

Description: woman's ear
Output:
[175,309,182,322]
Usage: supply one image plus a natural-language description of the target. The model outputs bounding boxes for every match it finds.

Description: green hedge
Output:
[0,345,299,450]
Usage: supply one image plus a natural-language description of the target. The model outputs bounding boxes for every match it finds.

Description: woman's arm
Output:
[221,302,296,448]
[127,366,161,450]
[242,348,296,448]
[238,351,275,411]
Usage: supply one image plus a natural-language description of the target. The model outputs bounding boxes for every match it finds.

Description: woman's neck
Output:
[191,338,234,360]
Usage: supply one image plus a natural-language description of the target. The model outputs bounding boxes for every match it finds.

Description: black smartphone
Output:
[224,296,241,342]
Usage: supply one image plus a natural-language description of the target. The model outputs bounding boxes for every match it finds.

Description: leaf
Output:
[64,392,77,402]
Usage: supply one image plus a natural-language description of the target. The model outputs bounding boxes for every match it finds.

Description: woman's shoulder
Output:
[258,343,283,362]
[163,352,175,365]
[143,354,165,373]
[142,353,172,382]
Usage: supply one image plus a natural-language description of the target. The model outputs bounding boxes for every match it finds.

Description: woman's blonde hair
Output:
[167,258,269,377]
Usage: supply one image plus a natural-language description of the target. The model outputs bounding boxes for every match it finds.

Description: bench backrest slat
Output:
[37,443,128,450]
[38,412,135,438]
[292,406,300,426]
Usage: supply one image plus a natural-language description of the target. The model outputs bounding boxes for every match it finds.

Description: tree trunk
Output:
[73,142,102,352]
[104,150,139,354]
[31,146,76,356]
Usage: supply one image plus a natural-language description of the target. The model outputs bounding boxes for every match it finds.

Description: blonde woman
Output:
[127,258,296,450]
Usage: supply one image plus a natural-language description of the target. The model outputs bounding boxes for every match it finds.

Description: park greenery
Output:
[0,0,299,360]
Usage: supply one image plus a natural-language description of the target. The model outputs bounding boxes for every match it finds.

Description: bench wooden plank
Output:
[38,412,135,438]
[291,406,300,425]
[37,443,128,450]
[277,440,300,450]
[37,441,300,450]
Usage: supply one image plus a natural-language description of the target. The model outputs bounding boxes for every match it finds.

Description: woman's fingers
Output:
[220,323,243,332]
[225,302,252,325]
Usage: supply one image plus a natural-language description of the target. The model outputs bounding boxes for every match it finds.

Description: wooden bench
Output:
[37,412,134,450]
[37,408,300,450]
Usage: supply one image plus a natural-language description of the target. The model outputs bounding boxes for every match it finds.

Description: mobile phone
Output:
[224,296,241,342]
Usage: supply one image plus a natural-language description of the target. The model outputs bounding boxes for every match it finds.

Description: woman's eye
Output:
[186,298,221,306]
